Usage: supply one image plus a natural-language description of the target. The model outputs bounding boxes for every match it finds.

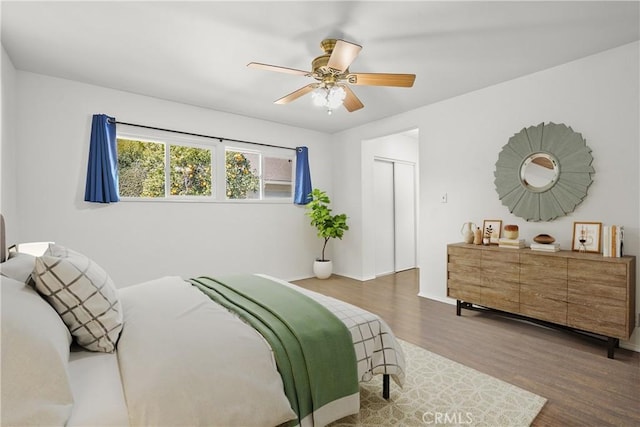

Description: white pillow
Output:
[10,241,54,256]
[0,252,36,284]
[33,244,123,353]
[1,276,74,426]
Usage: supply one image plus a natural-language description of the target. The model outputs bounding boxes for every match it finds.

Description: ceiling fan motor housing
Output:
[320,38,337,54]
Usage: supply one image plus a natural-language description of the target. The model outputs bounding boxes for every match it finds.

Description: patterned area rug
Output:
[330,340,546,426]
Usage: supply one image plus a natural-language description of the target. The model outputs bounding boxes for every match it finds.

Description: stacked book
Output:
[530,242,560,252]
[498,238,525,249]
[602,225,623,257]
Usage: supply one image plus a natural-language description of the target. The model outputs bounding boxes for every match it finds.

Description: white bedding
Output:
[67,349,129,427]
[66,275,406,427]
[116,276,297,427]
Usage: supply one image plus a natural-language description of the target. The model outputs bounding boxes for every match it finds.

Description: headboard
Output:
[1,213,6,263]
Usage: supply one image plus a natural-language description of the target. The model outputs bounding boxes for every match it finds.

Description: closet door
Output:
[373,159,417,276]
[373,159,395,276]
[394,162,416,271]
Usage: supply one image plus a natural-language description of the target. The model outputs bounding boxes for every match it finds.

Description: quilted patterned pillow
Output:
[33,244,123,352]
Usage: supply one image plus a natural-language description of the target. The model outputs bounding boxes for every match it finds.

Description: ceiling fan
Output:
[247,39,416,114]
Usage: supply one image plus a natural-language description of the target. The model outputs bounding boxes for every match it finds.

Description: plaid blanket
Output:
[256,274,406,389]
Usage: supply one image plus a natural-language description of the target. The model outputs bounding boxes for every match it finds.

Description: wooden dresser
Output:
[447,243,636,358]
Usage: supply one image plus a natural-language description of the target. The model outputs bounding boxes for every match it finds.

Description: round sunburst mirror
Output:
[494,122,595,222]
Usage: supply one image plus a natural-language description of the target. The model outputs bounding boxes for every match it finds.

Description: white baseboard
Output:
[621,341,640,353]
[417,292,455,305]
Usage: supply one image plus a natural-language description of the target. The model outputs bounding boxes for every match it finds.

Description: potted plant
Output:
[305,188,349,279]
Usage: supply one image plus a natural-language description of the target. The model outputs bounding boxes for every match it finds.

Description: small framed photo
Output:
[483,219,502,245]
[572,222,602,253]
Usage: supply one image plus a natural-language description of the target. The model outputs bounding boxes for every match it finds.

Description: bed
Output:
[0,215,405,427]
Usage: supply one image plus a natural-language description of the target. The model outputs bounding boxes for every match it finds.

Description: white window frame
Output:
[117,131,215,201]
[223,145,295,202]
[261,154,296,200]
[117,130,295,204]
[223,146,262,201]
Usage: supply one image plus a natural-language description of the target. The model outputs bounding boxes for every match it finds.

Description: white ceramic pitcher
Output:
[461,222,476,244]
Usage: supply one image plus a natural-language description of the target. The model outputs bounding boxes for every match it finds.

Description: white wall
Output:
[10,72,332,286]
[332,41,640,350]
[1,46,18,243]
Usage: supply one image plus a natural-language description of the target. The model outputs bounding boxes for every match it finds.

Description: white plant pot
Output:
[313,260,333,279]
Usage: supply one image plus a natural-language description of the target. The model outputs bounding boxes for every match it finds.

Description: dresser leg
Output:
[607,337,619,359]
[456,300,462,316]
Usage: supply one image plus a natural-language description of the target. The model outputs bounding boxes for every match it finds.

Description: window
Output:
[170,145,212,196]
[117,138,165,198]
[117,138,212,198]
[225,150,260,199]
[263,156,293,199]
[225,149,293,200]
[117,134,293,202]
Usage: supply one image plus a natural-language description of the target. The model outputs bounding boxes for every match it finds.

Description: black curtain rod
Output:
[108,119,296,151]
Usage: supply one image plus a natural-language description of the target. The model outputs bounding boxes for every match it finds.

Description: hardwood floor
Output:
[292,269,640,427]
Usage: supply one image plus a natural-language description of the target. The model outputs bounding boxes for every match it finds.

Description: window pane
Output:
[117,138,165,197]
[225,150,260,199]
[169,145,212,196]
[263,156,292,198]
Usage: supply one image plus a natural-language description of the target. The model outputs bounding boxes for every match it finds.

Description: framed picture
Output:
[483,220,502,245]
[572,222,602,253]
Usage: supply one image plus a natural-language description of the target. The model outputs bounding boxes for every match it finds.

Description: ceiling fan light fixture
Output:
[249,38,414,114]
[311,85,346,114]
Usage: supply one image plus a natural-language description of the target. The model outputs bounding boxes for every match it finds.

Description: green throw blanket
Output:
[189,275,358,425]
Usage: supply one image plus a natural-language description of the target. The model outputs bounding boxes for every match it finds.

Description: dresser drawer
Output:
[568,259,628,302]
[568,259,627,287]
[480,285,519,312]
[447,246,482,303]
[520,287,567,325]
[568,301,628,338]
[481,250,519,285]
[482,250,519,264]
[447,281,480,302]
[448,246,481,263]
[521,253,567,284]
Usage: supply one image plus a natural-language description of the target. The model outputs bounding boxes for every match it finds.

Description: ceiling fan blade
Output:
[347,73,416,87]
[327,39,362,72]
[247,62,310,76]
[274,84,316,105]
[342,86,364,112]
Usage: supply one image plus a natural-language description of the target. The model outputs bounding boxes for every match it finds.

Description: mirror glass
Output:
[520,153,559,192]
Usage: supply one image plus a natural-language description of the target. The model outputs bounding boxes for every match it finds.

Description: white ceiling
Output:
[2,1,639,134]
